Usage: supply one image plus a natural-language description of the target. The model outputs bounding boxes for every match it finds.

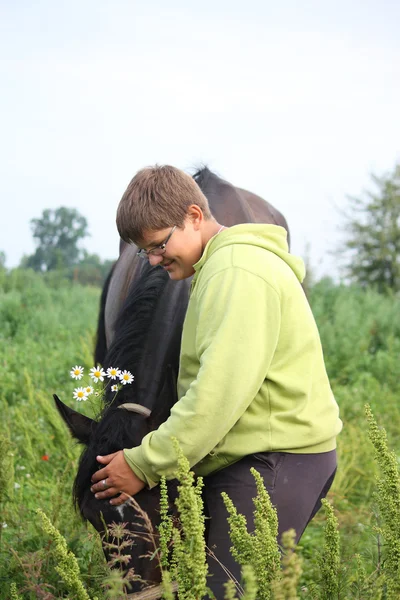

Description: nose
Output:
[148,253,164,267]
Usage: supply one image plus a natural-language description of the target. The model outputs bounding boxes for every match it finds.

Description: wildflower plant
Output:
[222,468,280,600]
[223,565,257,600]
[101,521,140,596]
[158,476,173,571]
[89,366,106,383]
[70,365,84,380]
[172,438,208,600]
[271,529,302,600]
[9,583,23,600]
[36,508,96,600]
[365,403,400,599]
[308,499,340,600]
[68,364,134,415]
[157,438,209,600]
[106,367,121,380]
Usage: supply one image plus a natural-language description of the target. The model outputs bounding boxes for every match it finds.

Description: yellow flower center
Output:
[74,370,80,375]
[78,391,84,398]
[111,369,116,375]
[94,371,100,377]
[123,374,129,380]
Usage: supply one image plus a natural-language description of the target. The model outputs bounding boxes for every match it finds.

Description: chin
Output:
[167,267,193,281]
[168,271,184,281]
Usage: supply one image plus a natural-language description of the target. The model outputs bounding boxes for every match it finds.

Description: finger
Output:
[91,467,108,484]
[93,487,121,500]
[90,478,113,493]
[110,492,130,506]
[96,452,118,463]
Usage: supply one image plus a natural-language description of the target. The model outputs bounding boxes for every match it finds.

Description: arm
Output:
[124,267,281,487]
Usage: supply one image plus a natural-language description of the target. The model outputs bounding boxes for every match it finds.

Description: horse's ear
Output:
[53,394,96,444]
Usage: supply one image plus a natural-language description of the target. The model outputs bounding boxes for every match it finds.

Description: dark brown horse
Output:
[55,167,290,594]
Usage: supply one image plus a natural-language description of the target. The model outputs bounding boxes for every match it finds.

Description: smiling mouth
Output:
[162,261,173,269]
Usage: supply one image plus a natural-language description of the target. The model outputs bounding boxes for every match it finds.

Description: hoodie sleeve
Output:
[123,266,281,488]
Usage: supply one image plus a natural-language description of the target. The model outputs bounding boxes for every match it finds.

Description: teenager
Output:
[90,165,342,598]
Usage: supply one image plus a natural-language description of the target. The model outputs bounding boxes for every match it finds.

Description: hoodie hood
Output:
[194,224,305,283]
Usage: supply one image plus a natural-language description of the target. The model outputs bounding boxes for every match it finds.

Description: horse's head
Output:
[54,390,178,591]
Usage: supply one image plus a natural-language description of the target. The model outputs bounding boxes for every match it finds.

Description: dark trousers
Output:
[203,450,337,599]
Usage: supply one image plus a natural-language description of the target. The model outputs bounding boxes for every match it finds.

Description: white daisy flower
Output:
[119,370,134,385]
[90,366,106,383]
[111,384,119,392]
[73,387,88,401]
[14,482,21,490]
[70,365,84,380]
[107,367,121,380]
[84,386,94,396]
[2,523,7,528]
[26,473,31,478]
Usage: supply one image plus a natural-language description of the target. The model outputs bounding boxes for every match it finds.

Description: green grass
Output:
[1,269,399,598]
[0,269,106,598]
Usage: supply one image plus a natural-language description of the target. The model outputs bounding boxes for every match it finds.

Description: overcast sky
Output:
[1,0,399,278]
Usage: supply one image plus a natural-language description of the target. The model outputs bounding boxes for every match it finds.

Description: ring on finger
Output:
[102,478,108,489]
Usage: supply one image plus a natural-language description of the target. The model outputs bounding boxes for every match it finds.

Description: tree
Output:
[339,164,400,292]
[73,251,115,286]
[25,207,89,271]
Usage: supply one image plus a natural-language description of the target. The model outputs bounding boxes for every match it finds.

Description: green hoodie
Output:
[124,224,342,488]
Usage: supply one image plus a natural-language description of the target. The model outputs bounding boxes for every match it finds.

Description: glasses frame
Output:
[136,226,177,259]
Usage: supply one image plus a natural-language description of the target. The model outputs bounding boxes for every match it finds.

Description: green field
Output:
[1,269,399,598]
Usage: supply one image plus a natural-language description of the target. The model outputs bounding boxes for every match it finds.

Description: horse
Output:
[54,167,290,595]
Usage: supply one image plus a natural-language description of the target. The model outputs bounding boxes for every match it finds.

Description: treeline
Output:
[1,207,115,287]
[2,161,400,291]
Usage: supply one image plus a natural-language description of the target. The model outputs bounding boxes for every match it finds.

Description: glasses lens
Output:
[149,247,165,256]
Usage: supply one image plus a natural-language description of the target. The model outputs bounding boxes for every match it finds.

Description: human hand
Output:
[90,450,146,506]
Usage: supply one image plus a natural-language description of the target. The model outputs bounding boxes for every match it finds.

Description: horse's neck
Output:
[134,277,190,412]
[237,187,291,247]
[105,244,142,347]
[201,173,255,225]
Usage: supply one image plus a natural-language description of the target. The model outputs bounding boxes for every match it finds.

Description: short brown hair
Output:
[116,165,213,243]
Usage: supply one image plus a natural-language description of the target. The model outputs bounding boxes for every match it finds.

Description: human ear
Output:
[186,204,203,229]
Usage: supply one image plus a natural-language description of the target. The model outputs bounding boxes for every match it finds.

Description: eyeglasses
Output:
[136,226,176,259]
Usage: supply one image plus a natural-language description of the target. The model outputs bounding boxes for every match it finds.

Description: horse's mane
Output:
[193,165,214,190]
[94,263,116,366]
[103,262,168,392]
[74,262,169,515]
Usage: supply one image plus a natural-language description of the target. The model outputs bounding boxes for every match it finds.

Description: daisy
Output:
[111,384,119,392]
[70,365,84,380]
[84,386,94,396]
[107,367,121,380]
[73,387,88,401]
[119,370,134,385]
[90,366,106,383]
